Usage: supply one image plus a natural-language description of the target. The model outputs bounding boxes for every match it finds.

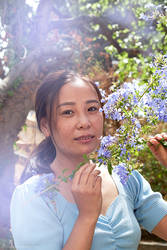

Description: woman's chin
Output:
[77,146,97,158]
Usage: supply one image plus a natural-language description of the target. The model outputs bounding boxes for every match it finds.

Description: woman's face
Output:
[51,78,104,160]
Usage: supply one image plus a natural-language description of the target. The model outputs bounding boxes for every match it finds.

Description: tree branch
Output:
[0,46,72,104]
[35,0,55,46]
[49,15,143,57]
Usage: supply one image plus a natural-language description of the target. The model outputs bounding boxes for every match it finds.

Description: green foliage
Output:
[115,53,154,84]
[7,90,14,97]
[13,76,23,89]
[0,0,167,79]
[6,76,23,98]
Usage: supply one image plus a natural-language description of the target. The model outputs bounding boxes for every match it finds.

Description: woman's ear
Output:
[40,118,50,137]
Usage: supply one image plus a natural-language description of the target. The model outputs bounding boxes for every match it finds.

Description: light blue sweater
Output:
[10,170,167,250]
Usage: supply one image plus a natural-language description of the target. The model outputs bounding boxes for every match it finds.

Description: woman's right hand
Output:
[63,163,102,250]
[71,163,102,221]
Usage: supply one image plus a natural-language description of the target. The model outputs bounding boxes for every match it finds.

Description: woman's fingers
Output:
[71,163,102,219]
[79,164,97,185]
[148,133,167,168]
[73,163,96,185]
[72,162,101,190]
[94,175,102,192]
[149,133,167,144]
[161,133,167,140]
[87,170,101,187]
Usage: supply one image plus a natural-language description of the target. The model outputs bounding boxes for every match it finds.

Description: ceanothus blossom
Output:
[140,57,167,122]
[97,56,167,184]
[98,135,116,163]
[113,163,129,185]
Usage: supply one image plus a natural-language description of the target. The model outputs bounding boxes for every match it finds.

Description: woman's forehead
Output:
[57,80,98,101]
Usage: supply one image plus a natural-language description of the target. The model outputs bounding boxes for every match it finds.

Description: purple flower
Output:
[100,135,116,147]
[113,163,129,185]
[98,135,116,162]
[95,53,167,185]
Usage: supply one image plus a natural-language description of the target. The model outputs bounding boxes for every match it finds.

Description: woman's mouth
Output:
[74,135,95,143]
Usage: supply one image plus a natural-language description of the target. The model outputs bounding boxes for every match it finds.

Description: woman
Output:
[10,71,167,250]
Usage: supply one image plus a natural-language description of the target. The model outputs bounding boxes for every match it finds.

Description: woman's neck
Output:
[51,154,85,178]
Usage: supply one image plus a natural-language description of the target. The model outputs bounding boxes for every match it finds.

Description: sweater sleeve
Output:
[127,171,167,233]
[10,181,63,250]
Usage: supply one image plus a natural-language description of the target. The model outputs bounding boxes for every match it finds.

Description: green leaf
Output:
[107,161,112,175]
[62,168,68,174]
[7,90,14,97]
[82,154,89,162]
[62,177,68,183]
[160,139,167,148]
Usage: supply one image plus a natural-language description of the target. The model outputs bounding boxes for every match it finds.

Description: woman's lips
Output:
[74,135,95,143]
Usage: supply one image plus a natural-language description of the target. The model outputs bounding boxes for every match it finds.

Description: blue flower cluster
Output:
[140,57,167,122]
[113,163,129,185]
[100,80,142,121]
[98,135,116,163]
[139,3,165,21]
[97,55,167,184]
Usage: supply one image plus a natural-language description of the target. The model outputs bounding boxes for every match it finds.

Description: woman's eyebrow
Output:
[57,99,100,108]
[86,100,100,104]
[57,102,75,108]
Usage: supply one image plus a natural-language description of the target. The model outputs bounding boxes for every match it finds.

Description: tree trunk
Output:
[0,71,39,229]
[0,48,72,230]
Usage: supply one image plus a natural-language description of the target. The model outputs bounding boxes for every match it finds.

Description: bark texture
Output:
[0,47,72,228]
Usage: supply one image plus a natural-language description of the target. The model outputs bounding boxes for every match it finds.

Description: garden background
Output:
[0,0,167,249]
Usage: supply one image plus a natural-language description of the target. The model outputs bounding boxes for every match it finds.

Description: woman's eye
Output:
[62,110,73,115]
[88,106,98,112]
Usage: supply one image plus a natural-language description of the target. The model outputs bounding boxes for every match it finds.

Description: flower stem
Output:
[138,76,153,102]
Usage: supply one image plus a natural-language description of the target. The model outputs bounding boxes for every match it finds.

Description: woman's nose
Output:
[76,114,91,129]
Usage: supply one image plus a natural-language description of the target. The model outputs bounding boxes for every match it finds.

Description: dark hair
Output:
[20,71,102,183]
